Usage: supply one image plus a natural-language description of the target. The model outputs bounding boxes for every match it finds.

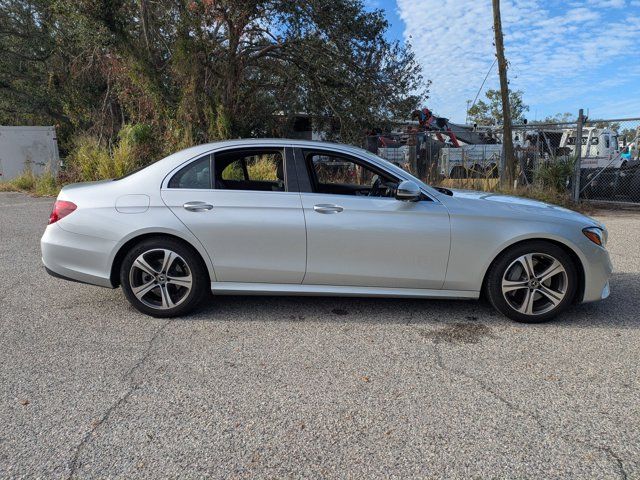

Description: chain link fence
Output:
[511,122,577,194]
[363,130,502,190]
[576,117,640,204]
[363,115,640,206]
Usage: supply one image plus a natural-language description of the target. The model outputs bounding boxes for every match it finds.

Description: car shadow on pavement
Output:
[185,272,639,330]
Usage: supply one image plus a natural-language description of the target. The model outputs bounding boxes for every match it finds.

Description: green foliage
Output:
[220,156,280,181]
[221,162,244,181]
[0,168,60,196]
[66,136,111,182]
[10,170,36,191]
[103,135,136,179]
[1,0,426,161]
[65,133,141,182]
[119,123,153,146]
[467,89,529,126]
[34,169,60,196]
[538,113,576,124]
[534,157,575,194]
[246,157,278,181]
[63,123,158,182]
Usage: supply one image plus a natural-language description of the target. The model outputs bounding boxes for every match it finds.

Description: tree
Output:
[467,89,529,126]
[540,113,575,124]
[1,0,426,157]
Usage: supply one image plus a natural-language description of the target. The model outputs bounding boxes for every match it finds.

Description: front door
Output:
[297,149,451,289]
[161,147,306,284]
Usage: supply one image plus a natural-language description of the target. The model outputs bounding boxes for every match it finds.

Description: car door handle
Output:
[313,204,344,214]
[183,201,213,212]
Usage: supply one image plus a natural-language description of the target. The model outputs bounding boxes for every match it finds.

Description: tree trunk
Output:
[492,0,516,185]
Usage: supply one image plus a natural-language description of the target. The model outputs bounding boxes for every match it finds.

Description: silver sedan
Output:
[41,139,612,323]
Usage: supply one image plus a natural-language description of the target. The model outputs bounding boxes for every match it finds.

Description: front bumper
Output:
[580,243,613,303]
[41,223,117,288]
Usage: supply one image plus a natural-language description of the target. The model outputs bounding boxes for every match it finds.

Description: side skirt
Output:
[210,282,479,300]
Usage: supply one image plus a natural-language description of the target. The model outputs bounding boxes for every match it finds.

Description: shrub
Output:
[0,181,19,192]
[65,127,148,182]
[11,170,36,190]
[534,157,575,193]
[98,134,135,179]
[34,169,60,196]
[222,161,244,180]
[0,168,59,196]
[66,136,111,182]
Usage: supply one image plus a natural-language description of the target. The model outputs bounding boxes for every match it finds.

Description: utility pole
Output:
[572,109,584,202]
[492,0,516,185]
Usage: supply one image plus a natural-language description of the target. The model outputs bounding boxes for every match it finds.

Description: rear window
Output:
[168,155,212,189]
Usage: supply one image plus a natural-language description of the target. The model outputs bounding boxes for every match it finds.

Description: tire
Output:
[120,237,209,318]
[485,241,578,323]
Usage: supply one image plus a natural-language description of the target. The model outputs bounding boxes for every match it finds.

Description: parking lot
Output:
[0,191,639,479]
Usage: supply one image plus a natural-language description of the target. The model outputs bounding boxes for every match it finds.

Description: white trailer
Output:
[439,144,503,178]
[0,126,60,181]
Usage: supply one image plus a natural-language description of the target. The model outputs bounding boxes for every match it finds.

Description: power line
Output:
[469,57,498,112]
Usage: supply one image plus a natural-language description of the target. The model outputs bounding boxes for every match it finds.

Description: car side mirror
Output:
[395,180,421,202]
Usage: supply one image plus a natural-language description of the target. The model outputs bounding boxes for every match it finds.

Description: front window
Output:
[305,151,398,197]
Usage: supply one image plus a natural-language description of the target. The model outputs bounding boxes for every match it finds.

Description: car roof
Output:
[141,139,367,176]
[122,138,443,201]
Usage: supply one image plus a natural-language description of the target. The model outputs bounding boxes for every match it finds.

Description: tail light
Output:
[49,200,77,224]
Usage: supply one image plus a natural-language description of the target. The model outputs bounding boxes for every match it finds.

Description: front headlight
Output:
[583,226,607,247]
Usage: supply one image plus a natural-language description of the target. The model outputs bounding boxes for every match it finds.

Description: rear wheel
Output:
[120,238,208,317]
[485,241,577,323]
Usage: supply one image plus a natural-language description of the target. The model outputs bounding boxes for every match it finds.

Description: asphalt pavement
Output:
[0,192,639,479]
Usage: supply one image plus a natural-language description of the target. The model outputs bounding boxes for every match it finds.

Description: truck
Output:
[560,127,621,169]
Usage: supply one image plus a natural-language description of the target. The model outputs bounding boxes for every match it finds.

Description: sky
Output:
[364,0,640,123]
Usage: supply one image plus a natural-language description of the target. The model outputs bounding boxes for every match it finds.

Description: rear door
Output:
[294,148,451,289]
[161,146,307,284]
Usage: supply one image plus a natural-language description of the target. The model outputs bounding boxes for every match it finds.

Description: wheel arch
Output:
[480,237,586,304]
[109,231,214,288]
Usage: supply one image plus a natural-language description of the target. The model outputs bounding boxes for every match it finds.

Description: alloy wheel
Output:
[501,253,568,316]
[129,248,193,310]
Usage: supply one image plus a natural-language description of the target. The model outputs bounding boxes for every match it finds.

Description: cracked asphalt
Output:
[1,192,639,479]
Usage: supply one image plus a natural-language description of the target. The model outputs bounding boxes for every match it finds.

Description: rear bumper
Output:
[41,223,117,288]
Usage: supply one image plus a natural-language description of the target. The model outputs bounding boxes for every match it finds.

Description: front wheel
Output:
[120,238,209,317]
[485,241,578,323]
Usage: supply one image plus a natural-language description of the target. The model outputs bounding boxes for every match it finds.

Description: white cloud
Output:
[397,0,640,121]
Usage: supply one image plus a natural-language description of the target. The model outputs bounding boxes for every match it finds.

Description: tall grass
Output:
[65,124,155,183]
[34,169,59,196]
[65,136,111,182]
[246,156,279,180]
[222,156,281,181]
[0,168,61,196]
[9,170,36,190]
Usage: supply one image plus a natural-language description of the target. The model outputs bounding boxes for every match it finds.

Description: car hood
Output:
[445,189,603,228]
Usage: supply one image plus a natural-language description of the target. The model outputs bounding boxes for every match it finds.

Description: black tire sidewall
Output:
[486,241,578,323]
[120,238,208,318]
